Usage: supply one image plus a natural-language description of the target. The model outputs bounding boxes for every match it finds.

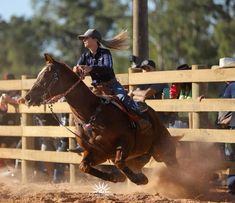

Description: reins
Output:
[45,71,107,155]
[45,72,84,139]
[44,70,84,138]
[45,75,82,104]
[48,103,81,138]
[48,103,107,155]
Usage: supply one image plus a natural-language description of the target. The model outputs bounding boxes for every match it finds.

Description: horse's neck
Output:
[65,81,99,122]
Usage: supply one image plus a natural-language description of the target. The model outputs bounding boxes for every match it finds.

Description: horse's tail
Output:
[146,108,180,167]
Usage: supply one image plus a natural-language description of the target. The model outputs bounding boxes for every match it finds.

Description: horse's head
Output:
[25,53,78,106]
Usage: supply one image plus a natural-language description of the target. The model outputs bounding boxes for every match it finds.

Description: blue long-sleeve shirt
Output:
[77,47,116,85]
[223,82,235,127]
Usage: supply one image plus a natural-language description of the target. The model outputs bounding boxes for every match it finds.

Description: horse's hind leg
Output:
[79,152,126,183]
[114,146,148,185]
[152,139,179,168]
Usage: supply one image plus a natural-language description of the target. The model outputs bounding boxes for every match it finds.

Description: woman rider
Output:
[73,29,151,130]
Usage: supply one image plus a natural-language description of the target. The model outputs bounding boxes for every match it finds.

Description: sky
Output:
[0,0,33,21]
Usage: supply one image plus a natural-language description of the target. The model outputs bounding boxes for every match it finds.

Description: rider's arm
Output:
[76,50,113,76]
[132,88,157,99]
[89,49,113,75]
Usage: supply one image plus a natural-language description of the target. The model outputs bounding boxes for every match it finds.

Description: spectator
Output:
[219,81,235,193]
[129,59,170,125]
[129,59,168,102]
[0,73,21,141]
[170,64,192,100]
[0,73,21,175]
[168,64,192,128]
[33,113,69,183]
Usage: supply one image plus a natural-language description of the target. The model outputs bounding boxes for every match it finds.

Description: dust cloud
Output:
[0,143,234,202]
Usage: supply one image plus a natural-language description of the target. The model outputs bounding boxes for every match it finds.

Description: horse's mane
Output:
[60,61,82,78]
[59,61,94,95]
[61,61,71,70]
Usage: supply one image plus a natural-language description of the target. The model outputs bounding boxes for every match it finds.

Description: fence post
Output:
[69,114,76,183]
[128,67,141,92]
[191,65,200,128]
[21,75,33,183]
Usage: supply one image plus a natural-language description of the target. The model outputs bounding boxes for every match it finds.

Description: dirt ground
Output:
[1,143,235,203]
[0,178,234,203]
[0,164,235,203]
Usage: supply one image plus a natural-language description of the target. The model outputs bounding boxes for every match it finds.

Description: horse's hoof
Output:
[117,175,126,182]
[135,173,148,185]
[113,173,126,183]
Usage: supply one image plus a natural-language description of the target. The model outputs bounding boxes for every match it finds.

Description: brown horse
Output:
[24,54,179,185]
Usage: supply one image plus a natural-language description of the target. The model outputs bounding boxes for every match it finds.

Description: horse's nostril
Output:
[25,94,31,101]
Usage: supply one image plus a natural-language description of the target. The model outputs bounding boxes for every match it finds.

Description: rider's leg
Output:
[110,81,151,130]
[110,81,140,113]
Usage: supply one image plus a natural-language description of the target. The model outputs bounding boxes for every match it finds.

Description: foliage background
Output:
[0,0,235,77]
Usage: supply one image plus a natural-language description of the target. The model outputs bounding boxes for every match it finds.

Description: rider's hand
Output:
[0,94,8,112]
[79,65,92,74]
[73,65,83,74]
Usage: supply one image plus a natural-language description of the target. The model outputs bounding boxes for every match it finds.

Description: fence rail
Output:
[0,66,235,182]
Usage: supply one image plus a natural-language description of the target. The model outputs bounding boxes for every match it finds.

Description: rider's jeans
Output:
[110,80,141,114]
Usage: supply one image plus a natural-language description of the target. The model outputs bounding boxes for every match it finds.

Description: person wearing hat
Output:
[220,80,235,194]
[129,59,169,114]
[129,59,168,101]
[73,28,151,130]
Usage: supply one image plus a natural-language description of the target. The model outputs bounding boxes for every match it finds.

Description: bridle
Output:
[35,64,84,104]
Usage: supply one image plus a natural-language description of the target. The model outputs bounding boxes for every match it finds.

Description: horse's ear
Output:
[44,53,54,64]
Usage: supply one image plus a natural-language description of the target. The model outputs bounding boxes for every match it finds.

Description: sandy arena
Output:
[1,143,235,202]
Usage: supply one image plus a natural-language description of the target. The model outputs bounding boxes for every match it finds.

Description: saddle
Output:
[99,95,140,122]
[92,87,152,131]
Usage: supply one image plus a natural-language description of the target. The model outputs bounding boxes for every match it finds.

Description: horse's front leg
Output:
[114,146,149,185]
[79,151,126,183]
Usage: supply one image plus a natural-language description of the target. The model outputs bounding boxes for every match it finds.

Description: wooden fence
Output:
[0,65,235,183]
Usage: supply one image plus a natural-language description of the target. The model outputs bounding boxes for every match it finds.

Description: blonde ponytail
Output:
[100,30,129,50]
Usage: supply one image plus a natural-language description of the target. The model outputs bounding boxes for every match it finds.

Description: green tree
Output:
[148,0,235,69]
[0,17,43,77]
[31,0,130,72]
[1,0,235,77]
